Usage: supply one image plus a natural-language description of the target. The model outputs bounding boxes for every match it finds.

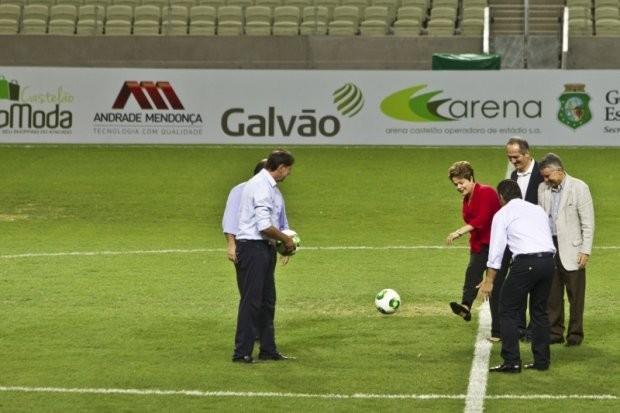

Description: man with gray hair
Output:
[538,153,595,346]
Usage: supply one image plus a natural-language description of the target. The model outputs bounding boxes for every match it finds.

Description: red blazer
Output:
[462,183,501,253]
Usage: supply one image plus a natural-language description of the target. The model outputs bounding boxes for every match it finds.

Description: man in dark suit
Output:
[493,137,545,343]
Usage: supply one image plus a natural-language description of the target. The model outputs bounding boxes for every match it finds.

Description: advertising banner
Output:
[0,67,619,145]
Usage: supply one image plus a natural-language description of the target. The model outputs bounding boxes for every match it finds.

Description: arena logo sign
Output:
[93,81,203,126]
[0,75,73,129]
[380,84,542,122]
[558,83,591,129]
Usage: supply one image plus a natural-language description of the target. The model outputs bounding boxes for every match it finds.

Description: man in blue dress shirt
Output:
[479,179,556,373]
[231,149,296,363]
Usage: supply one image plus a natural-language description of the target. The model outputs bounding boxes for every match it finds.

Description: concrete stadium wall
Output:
[568,37,620,69]
[0,35,483,70]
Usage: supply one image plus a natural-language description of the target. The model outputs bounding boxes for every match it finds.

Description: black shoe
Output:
[565,338,582,346]
[232,355,255,364]
[489,363,521,373]
[258,352,294,361]
[550,336,565,345]
[524,363,549,371]
[449,302,471,322]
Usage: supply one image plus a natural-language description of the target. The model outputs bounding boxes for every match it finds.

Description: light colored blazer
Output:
[538,174,595,271]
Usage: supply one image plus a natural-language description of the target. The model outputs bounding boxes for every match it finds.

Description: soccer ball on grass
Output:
[375,288,401,314]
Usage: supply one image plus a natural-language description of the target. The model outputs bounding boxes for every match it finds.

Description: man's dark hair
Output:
[253,159,267,176]
[266,149,294,171]
[539,153,564,171]
[497,179,522,203]
[506,137,530,154]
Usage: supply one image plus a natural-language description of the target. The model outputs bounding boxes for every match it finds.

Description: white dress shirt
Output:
[236,169,281,240]
[222,182,288,235]
[487,199,556,269]
[516,160,535,200]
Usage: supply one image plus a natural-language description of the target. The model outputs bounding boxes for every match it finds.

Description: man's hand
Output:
[477,279,493,301]
[577,253,589,269]
[282,235,296,255]
[227,244,237,263]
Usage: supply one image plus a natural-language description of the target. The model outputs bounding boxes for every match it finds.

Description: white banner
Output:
[1,67,619,145]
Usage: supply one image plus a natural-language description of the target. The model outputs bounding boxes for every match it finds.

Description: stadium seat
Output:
[395,5,422,23]
[23,4,49,21]
[594,0,618,8]
[161,5,189,34]
[189,5,215,34]
[392,7,421,35]
[313,0,339,19]
[569,6,592,19]
[0,0,26,7]
[198,0,225,9]
[50,4,78,21]
[255,0,283,9]
[48,18,76,34]
[595,6,620,21]
[460,17,483,35]
[596,17,620,34]
[364,5,388,22]
[106,4,133,23]
[0,17,19,34]
[371,0,398,21]
[462,0,486,7]
[21,18,48,34]
[112,0,140,7]
[105,19,131,34]
[462,6,483,20]
[566,0,593,8]
[569,17,593,35]
[133,4,160,35]
[142,0,169,8]
[284,0,312,11]
[272,5,299,34]
[342,0,368,10]
[360,17,388,35]
[83,0,111,6]
[0,4,22,22]
[300,5,328,34]
[401,0,428,10]
[171,0,197,8]
[430,6,456,20]
[55,0,85,7]
[217,5,243,35]
[27,0,54,7]
[432,0,457,8]
[425,17,454,35]
[76,4,104,34]
[331,5,360,26]
[327,18,356,34]
[227,0,252,9]
[244,5,272,35]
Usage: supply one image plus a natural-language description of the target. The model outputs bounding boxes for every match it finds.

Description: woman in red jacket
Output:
[446,161,501,327]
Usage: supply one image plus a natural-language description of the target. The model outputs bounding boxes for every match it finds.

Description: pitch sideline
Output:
[0,386,615,401]
[0,245,618,260]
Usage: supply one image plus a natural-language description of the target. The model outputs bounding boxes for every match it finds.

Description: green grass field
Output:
[0,145,618,412]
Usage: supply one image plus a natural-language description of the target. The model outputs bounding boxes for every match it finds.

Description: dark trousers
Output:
[548,239,586,343]
[499,254,554,367]
[461,246,489,308]
[489,249,511,337]
[233,240,277,358]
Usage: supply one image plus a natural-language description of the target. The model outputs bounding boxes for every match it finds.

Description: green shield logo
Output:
[558,84,591,130]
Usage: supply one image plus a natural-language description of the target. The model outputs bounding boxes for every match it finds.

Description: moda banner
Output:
[1,67,619,145]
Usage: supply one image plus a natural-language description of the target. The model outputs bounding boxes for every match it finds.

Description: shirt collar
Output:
[260,168,277,188]
[516,160,535,177]
[550,177,566,193]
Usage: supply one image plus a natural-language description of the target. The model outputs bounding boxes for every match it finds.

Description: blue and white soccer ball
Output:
[375,288,401,314]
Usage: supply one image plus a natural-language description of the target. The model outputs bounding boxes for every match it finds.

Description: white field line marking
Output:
[1,245,619,260]
[464,301,493,413]
[0,386,616,401]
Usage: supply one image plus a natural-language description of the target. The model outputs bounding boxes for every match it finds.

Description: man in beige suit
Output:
[538,153,595,346]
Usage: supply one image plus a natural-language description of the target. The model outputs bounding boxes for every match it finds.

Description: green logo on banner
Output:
[333,83,364,117]
[380,84,454,122]
[0,76,20,102]
[558,84,591,130]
